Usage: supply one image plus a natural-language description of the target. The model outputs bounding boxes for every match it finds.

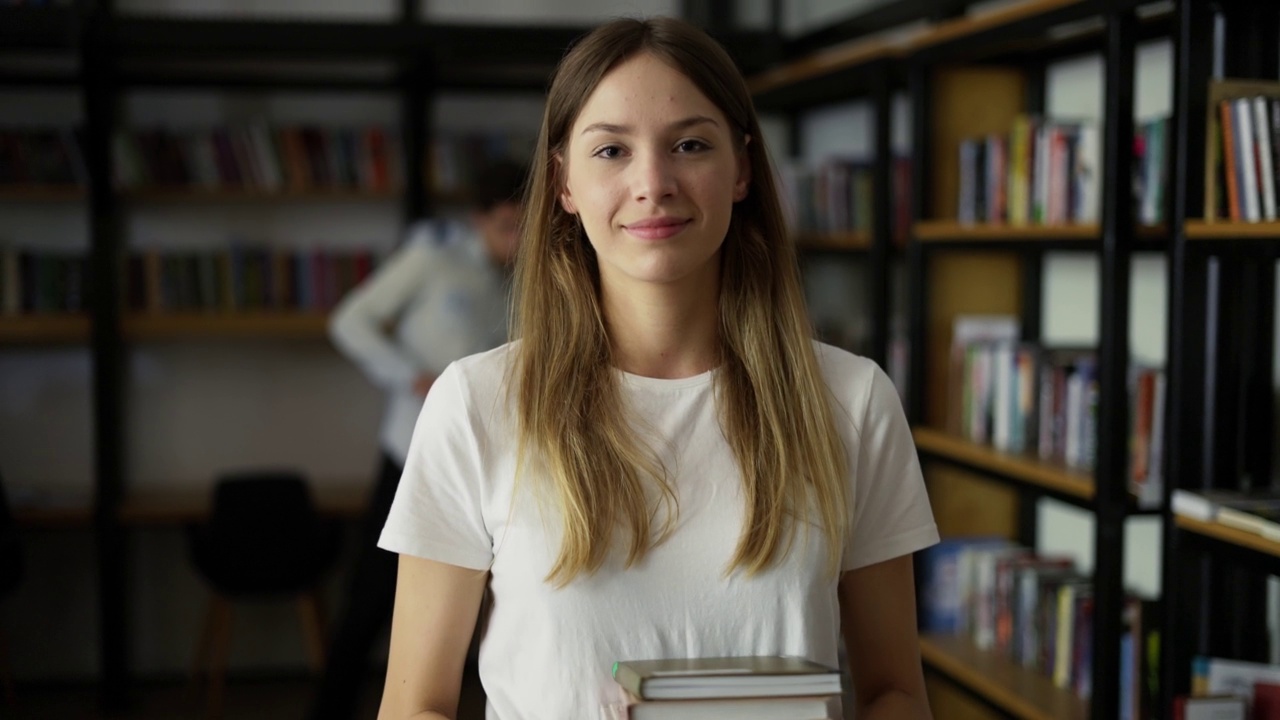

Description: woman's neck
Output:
[603,275,721,380]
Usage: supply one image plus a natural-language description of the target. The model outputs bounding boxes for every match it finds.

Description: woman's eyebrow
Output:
[580,115,719,136]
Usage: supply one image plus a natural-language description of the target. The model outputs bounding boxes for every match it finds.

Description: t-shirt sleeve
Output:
[842,365,940,572]
[378,362,494,570]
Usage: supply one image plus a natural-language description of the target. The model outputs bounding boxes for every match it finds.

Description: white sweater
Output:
[329,220,509,465]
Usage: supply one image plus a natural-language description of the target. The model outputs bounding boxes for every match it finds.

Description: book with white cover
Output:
[612,656,841,701]
[627,694,840,720]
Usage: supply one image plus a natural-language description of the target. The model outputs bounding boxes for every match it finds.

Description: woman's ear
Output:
[733,135,752,202]
[554,153,578,214]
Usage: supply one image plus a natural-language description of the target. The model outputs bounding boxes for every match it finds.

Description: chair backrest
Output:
[207,471,319,551]
[191,470,343,596]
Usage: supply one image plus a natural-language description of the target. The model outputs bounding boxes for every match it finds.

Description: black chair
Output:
[0,468,22,705]
[187,471,342,718]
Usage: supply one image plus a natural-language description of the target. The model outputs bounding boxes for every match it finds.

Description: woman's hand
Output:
[412,374,437,397]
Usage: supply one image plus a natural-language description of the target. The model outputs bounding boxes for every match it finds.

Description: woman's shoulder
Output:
[437,340,522,415]
[810,341,899,428]
[443,342,519,393]
[811,340,881,388]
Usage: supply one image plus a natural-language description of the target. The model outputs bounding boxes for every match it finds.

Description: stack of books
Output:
[611,656,843,719]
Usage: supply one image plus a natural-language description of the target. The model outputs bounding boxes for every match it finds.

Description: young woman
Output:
[376,17,938,720]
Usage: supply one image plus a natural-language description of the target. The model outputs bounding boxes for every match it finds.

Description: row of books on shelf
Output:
[126,246,375,314]
[1172,487,1280,542]
[114,125,402,193]
[957,115,1170,227]
[0,128,87,187]
[1176,656,1280,719]
[776,157,911,242]
[947,316,1166,506]
[1212,93,1280,223]
[429,132,536,198]
[612,656,842,719]
[0,246,85,314]
[3,125,539,199]
[1,243,379,316]
[920,537,1159,719]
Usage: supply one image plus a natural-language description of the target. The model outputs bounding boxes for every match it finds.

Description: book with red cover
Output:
[1255,681,1280,720]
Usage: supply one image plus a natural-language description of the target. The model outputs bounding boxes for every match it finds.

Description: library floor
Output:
[6,674,488,720]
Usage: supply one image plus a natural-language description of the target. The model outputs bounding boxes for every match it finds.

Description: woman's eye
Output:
[676,139,709,153]
[593,145,623,159]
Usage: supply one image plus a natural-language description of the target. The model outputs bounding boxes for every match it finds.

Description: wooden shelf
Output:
[124,187,400,204]
[13,485,366,528]
[1185,220,1280,240]
[0,185,85,203]
[908,0,1083,52]
[916,221,1168,242]
[747,37,903,97]
[1175,514,1280,559]
[796,231,872,251]
[0,315,90,344]
[120,484,367,525]
[13,504,93,529]
[913,427,1095,502]
[921,634,1088,720]
[124,312,331,340]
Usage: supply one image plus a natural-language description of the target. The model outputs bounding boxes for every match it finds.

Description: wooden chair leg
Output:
[190,595,219,690]
[205,595,233,720]
[0,623,14,705]
[297,591,327,672]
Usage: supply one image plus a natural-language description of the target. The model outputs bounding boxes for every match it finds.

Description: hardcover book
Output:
[612,656,842,701]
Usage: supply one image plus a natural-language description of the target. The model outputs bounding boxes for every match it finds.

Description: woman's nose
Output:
[631,151,677,203]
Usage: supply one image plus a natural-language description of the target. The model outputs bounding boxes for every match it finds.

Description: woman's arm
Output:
[838,554,933,720]
[378,554,488,720]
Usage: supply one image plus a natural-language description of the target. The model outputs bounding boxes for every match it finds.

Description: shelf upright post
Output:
[869,64,893,370]
[401,0,429,225]
[905,61,931,426]
[83,1,130,712]
[1091,8,1138,717]
[1160,0,1214,713]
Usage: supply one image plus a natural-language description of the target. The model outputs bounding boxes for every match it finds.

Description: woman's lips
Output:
[624,218,691,240]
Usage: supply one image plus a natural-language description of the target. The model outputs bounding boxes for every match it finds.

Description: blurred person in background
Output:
[308,159,527,720]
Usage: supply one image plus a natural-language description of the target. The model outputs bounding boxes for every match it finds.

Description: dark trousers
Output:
[306,454,402,720]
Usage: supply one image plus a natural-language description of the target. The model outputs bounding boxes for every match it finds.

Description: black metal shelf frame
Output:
[1160,1,1280,717]
[0,5,82,51]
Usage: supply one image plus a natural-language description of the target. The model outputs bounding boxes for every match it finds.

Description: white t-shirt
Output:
[329,220,509,465]
[379,341,939,720]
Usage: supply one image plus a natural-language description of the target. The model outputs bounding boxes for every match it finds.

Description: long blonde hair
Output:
[511,17,850,586]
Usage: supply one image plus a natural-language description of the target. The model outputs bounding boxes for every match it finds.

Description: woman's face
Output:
[559,52,750,298]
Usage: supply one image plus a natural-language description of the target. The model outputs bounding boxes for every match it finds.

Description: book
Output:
[625,693,840,720]
[1200,656,1280,708]
[1173,490,1280,540]
[1174,695,1246,720]
[1256,681,1280,720]
[1215,499,1280,542]
[612,656,842,701]
[920,537,1010,633]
